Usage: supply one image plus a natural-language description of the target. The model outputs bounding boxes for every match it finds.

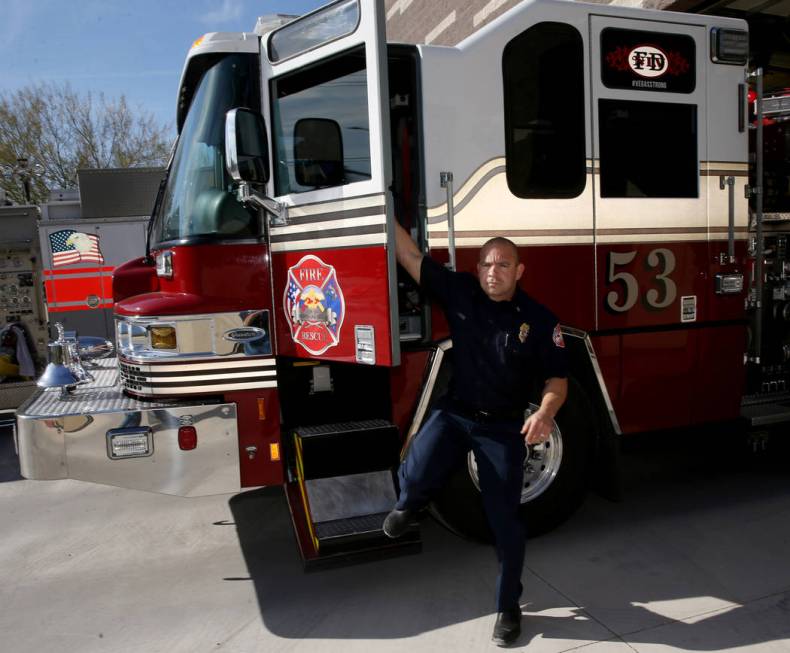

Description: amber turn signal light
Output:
[149,325,177,350]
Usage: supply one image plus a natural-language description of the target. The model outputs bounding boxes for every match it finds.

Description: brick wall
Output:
[384,0,679,46]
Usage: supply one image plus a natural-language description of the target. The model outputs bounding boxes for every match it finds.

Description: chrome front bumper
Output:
[15,359,240,497]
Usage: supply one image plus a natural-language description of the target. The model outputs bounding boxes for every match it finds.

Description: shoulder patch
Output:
[552,324,565,348]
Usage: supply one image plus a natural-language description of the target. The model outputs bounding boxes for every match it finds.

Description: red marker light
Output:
[178,425,197,450]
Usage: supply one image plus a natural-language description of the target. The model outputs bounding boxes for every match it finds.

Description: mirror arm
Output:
[236,182,289,226]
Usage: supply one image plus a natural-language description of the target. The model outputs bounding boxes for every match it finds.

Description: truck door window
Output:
[598,99,698,198]
[503,22,586,199]
[268,0,360,62]
[271,47,372,195]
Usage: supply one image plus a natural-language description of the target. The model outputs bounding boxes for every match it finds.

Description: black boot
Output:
[492,607,521,647]
[382,508,416,538]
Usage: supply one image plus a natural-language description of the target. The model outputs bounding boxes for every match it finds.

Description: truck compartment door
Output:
[590,16,708,332]
[262,0,399,366]
[588,16,748,429]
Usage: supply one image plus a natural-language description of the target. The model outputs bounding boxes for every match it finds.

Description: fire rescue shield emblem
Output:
[284,255,345,355]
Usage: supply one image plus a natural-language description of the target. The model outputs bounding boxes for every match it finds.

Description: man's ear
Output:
[516,262,525,280]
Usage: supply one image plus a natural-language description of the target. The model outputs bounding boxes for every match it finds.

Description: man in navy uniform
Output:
[385,223,568,647]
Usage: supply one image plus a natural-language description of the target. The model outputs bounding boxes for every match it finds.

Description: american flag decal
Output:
[49,230,104,267]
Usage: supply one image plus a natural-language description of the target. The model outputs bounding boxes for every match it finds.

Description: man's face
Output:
[477,243,524,302]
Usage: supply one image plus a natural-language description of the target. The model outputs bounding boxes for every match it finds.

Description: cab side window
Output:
[503,22,586,199]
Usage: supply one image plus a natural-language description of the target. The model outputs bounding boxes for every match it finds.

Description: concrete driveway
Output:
[1,425,789,652]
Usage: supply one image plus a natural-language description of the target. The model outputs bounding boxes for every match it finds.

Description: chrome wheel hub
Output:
[467,412,563,504]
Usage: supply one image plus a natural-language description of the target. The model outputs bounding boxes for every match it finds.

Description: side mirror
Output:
[225,108,270,185]
[294,118,344,188]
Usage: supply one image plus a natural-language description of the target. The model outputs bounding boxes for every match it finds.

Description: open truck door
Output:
[261,0,398,366]
[223,1,418,566]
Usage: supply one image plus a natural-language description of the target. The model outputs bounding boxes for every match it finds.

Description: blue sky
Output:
[0,0,325,135]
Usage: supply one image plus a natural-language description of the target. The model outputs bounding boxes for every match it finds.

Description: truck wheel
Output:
[429,379,594,542]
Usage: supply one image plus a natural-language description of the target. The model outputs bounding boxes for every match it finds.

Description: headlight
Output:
[107,427,153,459]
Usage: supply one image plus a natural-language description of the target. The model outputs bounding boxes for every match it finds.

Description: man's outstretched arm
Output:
[394,222,424,284]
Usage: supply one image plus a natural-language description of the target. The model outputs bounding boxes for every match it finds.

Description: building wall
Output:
[384,0,677,45]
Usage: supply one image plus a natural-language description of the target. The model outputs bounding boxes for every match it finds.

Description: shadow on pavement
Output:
[229,429,790,648]
[517,429,790,651]
[0,424,22,483]
[228,485,513,640]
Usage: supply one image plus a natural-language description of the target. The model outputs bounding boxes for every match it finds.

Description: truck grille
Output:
[118,356,278,397]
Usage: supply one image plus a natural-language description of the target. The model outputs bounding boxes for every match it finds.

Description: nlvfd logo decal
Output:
[627,45,668,78]
[284,255,345,355]
[601,28,695,94]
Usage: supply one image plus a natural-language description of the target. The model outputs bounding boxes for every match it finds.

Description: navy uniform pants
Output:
[396,409,527,611]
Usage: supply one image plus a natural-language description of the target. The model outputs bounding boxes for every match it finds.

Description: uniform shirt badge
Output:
[552,323,566,348]
[518,322,530,343]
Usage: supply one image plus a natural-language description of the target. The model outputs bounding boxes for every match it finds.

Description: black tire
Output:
[429,377,595,542]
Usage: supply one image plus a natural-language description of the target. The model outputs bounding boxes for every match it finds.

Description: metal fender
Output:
[562,326,623,501]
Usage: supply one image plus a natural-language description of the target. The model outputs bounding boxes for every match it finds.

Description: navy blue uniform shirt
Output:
[421,256,568,413]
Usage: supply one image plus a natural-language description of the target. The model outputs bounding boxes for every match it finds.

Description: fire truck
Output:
[15,0,781,565]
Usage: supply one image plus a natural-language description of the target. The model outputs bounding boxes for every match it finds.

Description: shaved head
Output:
[477,237,524,301]
[480,237,520,263]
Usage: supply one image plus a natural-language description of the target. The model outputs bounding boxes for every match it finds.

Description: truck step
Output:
[306,511,420,571]
[286,419,421,567]
[295,419,402,479]
[314,512,390,540]
[741,401,790,427]
[303,528,421,572]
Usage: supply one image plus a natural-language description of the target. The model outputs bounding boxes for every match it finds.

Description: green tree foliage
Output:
[0,82,171,205]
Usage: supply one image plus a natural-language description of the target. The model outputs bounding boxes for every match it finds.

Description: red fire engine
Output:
[16,0,786,565]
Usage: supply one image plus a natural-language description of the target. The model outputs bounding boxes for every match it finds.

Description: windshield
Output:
[153,54,261,245]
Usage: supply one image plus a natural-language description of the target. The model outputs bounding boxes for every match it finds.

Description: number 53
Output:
[606,248,678,313]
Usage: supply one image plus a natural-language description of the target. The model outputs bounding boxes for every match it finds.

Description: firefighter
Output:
[385,222,568,646]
